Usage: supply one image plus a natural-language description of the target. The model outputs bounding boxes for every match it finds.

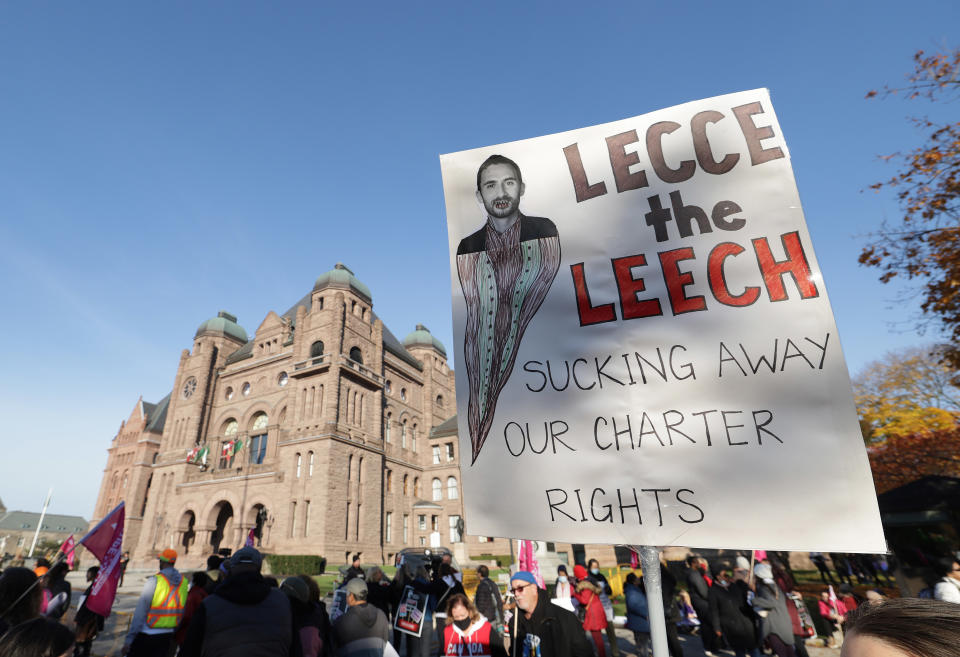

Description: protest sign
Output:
[440,89,885,552]
[394,585,429,637]
[329,589,348,622]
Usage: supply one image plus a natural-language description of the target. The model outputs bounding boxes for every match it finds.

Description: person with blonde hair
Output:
[442,592,506,657]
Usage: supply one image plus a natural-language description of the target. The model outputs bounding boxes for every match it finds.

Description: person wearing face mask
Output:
[752,563,796,657]
[708,561,759,657]
[585,560,620,657]
[442,593,508,657]
[551,566,573,610]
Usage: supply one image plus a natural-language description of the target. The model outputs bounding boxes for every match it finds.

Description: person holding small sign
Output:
[509,571,591,657]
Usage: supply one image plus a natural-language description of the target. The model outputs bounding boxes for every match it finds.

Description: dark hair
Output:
[192,571,210,588]
[476,155,522,191]
[587,559,599,569]
[685,555,699,567]
[298,574,321,605]
[557,565,567,575]
[352,554,360,563]
[625,573,638,586]
[843,598,960,657]
[0,568,42,627]
[444,593,480,625]
[46,562,69,584]
[935,557,959,578]
[206,555,224,571]
[0,616,75,657]
[711,559,734,579]
[86,566,99,582]
[477,565,489,578]
[34,558,51,570]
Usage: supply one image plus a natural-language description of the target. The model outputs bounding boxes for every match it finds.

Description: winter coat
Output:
[332,602,391,657]
[513,588,592,657]
[752,580,794,643]
[179,571,298,657]
[708,581,756,651]
[474,578,503,627]
[573,580,607,631]
[685,568,710,617]
[624,582,650,634]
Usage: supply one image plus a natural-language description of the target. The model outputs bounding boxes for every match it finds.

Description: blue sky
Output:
[0,2,956,519]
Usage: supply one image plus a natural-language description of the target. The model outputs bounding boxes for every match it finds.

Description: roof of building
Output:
[224,277,425,371]
[430,415,458,438]
[412,500,444,510]
[0,510,88,534]
[196,311,249,344]
[313,263,372,303]
[403,324,446,356]
[145,394,171,433]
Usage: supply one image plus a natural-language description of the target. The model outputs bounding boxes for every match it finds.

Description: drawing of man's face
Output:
[476,162,524,219]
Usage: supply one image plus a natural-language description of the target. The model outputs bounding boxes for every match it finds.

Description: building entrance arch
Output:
[209,501,234,553]
[179,510,197,554]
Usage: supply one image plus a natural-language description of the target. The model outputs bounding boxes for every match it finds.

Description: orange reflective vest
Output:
[146,573,188,629]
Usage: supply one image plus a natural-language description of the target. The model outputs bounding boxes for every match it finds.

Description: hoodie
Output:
[442,616,507,657]
[125,566,184,644]
[513,588,592,657]
[332,602,391,655]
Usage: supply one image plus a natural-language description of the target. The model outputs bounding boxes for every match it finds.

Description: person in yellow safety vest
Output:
[122,548,188,657]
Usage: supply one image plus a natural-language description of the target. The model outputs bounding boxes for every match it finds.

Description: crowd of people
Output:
[1,547,959,657]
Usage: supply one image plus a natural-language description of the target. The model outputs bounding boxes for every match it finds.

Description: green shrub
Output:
[264,554,327,576]
[475,554,512,567]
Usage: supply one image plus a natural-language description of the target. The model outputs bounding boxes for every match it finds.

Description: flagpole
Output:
[634,545,669,657]
[28,488,53,558]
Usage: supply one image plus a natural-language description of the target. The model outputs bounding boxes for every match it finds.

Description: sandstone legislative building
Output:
[92,264,514,568]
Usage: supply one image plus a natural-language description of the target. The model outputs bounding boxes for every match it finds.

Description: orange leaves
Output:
[867,428,960,493]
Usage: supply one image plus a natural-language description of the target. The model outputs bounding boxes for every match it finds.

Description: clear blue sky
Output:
[0,2,956,519]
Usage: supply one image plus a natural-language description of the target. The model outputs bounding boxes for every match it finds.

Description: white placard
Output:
[440,89,885,552]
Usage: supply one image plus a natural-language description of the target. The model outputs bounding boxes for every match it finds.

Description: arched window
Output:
[295,453,301,478]
[358,457,364,483]
[401,420,407,449]
[414,477,420,497]
[223,419,238,436]
[310,341,324,360]
[447,476,459,500]
[411,425,417,452]
[347,454,353,481]
[308,451,314,477]
[386,469,393,493]
[384,413,391,443]
[432,478,442,501]
[249,413,269,465]
[403,474,409,495]
[349,346,363,364]
[436,394,443,407]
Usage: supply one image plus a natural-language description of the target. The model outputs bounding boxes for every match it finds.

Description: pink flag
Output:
[754,550,768,561]
[518,540,544,588]
[79,502,125,617]
[245,527,255,547]
[630,549,639,570]
[58,535,76,569]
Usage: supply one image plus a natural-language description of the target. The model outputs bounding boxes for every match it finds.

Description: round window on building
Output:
[277,372,288,387]
[225,386,234,400]
[182,376,197,399]
[242,382,251,396]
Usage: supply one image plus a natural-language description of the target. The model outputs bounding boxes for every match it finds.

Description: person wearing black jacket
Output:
[686,556,717,656]
[473,565,504,632]
[658,564,685,657]
[708,562,758,657]
[510,571,591,657]
[344,555,365,583]
[180,547,300,657]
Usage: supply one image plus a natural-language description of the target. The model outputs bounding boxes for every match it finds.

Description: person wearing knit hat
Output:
[122,548,186,657]
[509,570,591,657]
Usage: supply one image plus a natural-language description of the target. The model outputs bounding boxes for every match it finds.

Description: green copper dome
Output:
[195,311,248,343]
[314,263,372,302]
[403,324,446,356]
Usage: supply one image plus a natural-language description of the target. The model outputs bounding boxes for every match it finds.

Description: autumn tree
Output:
[868,429,960,493]
[853,344,960,443]
[860,48,960,369]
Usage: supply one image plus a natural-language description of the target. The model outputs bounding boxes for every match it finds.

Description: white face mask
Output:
[557,576,568,583]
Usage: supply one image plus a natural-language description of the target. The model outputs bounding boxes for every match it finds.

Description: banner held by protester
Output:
[79,501,125,617]
[440,88,885,552]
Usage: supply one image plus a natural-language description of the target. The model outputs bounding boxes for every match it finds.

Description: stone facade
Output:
[92,265,517,569]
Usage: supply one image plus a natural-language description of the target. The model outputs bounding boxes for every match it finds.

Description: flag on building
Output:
[187,445,201,462]
[518,540,544,589]
[245,527,255,547]
[187,445,209,465]
[79,502,125,617]
[58,535,76,569]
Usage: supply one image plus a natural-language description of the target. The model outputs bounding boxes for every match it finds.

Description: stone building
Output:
[0,497,88,559]
[92,264,515,569]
